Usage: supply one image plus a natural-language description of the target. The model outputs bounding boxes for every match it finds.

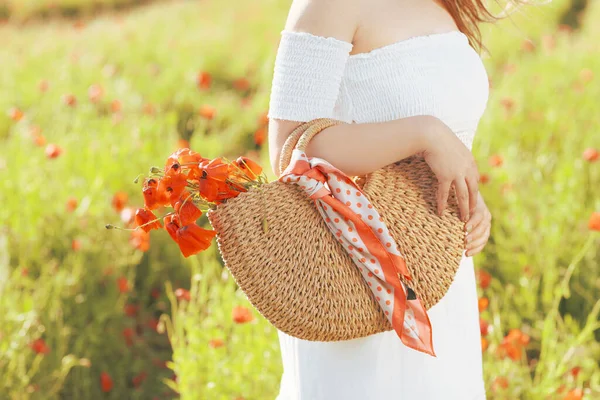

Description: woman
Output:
[267,0,495,398]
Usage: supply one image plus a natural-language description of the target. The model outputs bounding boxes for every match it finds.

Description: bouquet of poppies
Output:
[107,148,267,257]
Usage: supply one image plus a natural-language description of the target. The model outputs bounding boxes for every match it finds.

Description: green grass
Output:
[0,0,599,399]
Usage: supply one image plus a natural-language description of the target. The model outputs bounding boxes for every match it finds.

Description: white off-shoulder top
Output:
[268,29,489,400]
[267,30,489,150]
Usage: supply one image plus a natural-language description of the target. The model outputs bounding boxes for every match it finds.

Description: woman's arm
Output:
[269,116,439,177]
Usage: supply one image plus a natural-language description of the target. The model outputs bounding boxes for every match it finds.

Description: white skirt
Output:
[275,252,486,400]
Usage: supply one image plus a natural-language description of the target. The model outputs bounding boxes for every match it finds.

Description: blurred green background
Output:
[0,0,598,399]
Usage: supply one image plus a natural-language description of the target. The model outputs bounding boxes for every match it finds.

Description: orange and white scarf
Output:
[280,149,435,356]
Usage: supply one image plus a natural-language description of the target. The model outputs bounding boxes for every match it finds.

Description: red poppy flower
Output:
[232,305,254,324]
[157,174,188,206]
[123,327,135,346]
[134,208,161,232]
[175,224,217,257]
[164,214,180,242]
[112,191,128,212]
[479,318,490,336]
[71,239,81,251]
[254,128,266,146]
[110,100,122,113]
[583,148,599,162]
[198,104,216,120]
[88,84,103,103]
[588,212,600,231]
[478,297,489,312]
[563,388,583,400]
[30,338,50,354]
[130,229,150,252]
[233,78,250,91]
[174,288,191,302]
[209,338,225,348]
[8,107,23,122]
[100,372,113,393]
[476,269,492,289]
[174,195,202,226]
[488,154,504,167]
[124,303,139,317]
[66,197,78,212]
[132,371,148,388]
[165,148,205,174]
[200,157,230,182]
[234,156,263,179]
[196,71,211,90]
[199,179,241,203]
[62,94,77,107]
[45,144,63,159]
[142,178,166,210]
[117,277,130,293]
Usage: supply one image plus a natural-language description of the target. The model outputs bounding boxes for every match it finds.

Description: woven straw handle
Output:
[278,118,343,176]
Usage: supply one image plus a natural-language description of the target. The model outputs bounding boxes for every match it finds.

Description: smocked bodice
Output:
[268,30,490,150]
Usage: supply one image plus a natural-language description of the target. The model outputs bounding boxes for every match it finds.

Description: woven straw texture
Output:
[207,118,465,341]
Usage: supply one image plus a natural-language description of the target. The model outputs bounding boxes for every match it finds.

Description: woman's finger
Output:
[453,178,470,221]
[466,225,490,252]
[465,175,479,214]
[466,242,486,257]
[437,179,452,216]
[465,206,485,233]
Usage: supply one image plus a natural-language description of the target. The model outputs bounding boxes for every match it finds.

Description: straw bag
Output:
[206,118,465,341]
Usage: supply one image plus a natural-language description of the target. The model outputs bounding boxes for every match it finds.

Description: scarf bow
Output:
[280,149,435,356]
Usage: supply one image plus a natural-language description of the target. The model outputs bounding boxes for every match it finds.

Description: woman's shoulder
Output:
[283,0,363,45]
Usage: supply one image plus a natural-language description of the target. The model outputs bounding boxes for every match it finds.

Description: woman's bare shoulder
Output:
[284,0,363,43]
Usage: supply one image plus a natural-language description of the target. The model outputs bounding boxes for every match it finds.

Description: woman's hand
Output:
[464,192,492,257]
[420,117,480,221]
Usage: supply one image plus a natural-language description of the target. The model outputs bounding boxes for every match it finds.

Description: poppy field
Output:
[0,0,599,399]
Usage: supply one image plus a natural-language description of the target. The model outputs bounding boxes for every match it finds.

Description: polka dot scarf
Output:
[280,148,435,357]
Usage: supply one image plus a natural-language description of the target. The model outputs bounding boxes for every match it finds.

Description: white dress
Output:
[267,29,490,400]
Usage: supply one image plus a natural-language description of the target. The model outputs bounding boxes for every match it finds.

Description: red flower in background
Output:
[132,371,148,388]
[254,128,266,146]
[196,71,211,90]
[130,229,150,252]
[583,148,599,162]
[476,269,492,289]
[563,388,584,400]
[174,288,191,302]
[198,104,216,120]
[176,224,216,257]
[66,197,78,212]
[479,318,490,336]
[209,338,225,348]
[134,208,161,232]
[123,327,135,346]
[117,277,130,293]
[30,338,50,354]
[88,84,104,103]
[62,94,77,107]
[232,306,254,324]
[497,328,530,361]
[112,191,128,212]
[100,372,113,393]
[8,107,23,122]
[488,154,504,167]
[45,144,63,159]
[478,297,489,312]
[589,212,600,231]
